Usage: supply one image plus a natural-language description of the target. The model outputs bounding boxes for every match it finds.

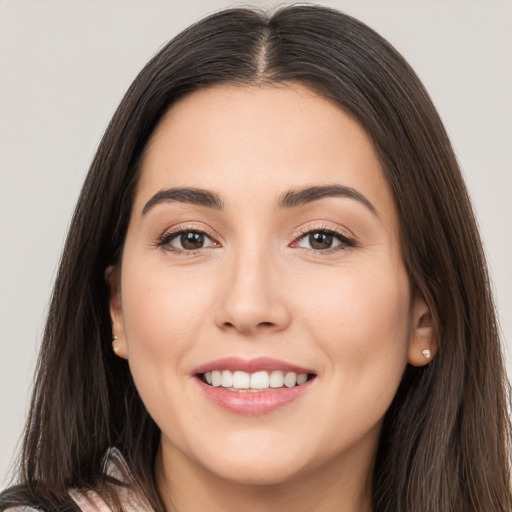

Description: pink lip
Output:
[193,357,317,415]
[195,377,315,415]
[193,356,315,375]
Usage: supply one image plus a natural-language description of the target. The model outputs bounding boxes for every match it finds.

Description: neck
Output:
[155,438,375,512]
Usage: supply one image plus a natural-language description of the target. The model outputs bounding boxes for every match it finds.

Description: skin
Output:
[108,83,436,512]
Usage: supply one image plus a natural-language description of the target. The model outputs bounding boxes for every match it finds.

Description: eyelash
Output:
[155,225,219,256]
[155,224,355,256]
[291,225,356,255]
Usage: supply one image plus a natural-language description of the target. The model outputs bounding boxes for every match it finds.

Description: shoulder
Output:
[68,489,114,512]
[67,449,153,512]
[4,508,43,512]
[2,450,152,512]
[3,504,79,512]
[3,495,111,512]
[3,508,75,512]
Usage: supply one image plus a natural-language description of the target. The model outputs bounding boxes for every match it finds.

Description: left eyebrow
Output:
[142,187,224,215]
[277,185,378,217]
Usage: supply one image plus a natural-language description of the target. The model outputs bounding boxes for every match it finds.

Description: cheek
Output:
[117,259,217,427]
[297,263,411,385]
[285,263,411,457]
[117,259,217,432]
[120,261,214,355]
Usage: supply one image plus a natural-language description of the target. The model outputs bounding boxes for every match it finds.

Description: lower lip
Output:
[196,377,315,415]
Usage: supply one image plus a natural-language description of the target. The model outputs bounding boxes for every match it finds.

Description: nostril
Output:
[221,321,274,330]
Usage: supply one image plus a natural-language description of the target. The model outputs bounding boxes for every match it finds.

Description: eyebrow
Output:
[142,187,224,215]
[277,185,377,215]
[142,184,377,216]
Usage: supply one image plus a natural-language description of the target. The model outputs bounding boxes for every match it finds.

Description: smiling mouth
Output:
[199,370,316,392]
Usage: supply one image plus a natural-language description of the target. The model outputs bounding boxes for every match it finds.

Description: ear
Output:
[407,295,437,366]
[105,265,128,359]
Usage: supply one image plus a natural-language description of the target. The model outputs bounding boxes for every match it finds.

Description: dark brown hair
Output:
[1,5,510,512]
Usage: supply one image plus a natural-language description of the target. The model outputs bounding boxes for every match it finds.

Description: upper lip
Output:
[193,357,315,375]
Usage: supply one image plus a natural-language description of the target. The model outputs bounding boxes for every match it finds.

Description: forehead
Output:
[135,83,396,224]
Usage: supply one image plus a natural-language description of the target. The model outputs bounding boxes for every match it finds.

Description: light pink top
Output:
[6,448,154,512]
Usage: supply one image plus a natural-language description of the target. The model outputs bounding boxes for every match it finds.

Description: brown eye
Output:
[158,229,218,252]
[308,232,333,250]
[293,229,354,253]
[180,232,205,250]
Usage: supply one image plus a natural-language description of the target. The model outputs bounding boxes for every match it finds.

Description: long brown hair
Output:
[1,5,510,511]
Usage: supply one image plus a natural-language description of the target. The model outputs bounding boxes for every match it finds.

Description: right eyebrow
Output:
[142,187,224,216]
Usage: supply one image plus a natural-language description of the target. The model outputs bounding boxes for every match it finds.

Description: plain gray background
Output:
[1,0,511,487]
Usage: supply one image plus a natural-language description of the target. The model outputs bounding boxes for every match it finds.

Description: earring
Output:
[112,335,119,354]
[421,349,431,359]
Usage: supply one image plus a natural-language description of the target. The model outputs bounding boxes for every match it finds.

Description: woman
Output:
[1,5,510,512]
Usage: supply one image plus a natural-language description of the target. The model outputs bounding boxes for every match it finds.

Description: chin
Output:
[204,457,305,487]
[194,436,325,487]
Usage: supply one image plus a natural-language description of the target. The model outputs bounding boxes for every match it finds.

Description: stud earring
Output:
[421,349,431,359]
[112,335,119,354]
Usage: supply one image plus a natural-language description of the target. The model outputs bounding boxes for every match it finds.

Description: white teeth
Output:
[232,370,250,389]
[211,370,222,387]
[269,370,284,388]
[284,372,297,388]
[202,370,310,391]
[221,370,233,388]
[250,371,270,389]
[297,373,308,385]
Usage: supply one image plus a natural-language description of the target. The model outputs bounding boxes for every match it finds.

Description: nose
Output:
[214,248,291,336]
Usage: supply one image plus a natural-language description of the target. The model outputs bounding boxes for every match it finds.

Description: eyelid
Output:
[155,224,221,253]
[292,221,355,240]
[290,224,356,252]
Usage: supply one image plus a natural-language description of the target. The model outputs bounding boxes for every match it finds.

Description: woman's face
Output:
[109,83,432,487]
